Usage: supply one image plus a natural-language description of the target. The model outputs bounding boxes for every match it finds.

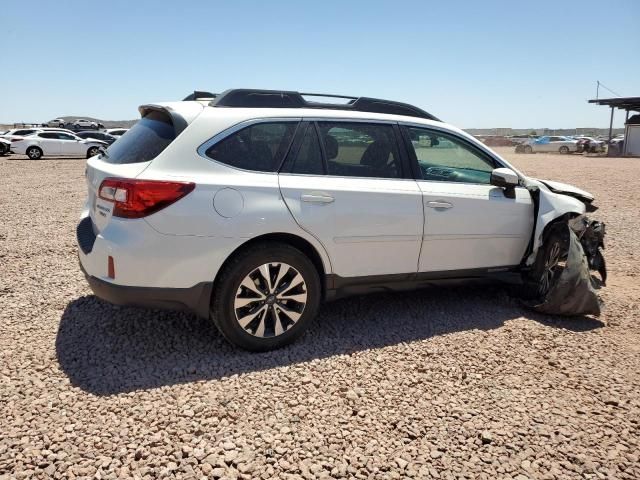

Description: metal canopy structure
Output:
[588,96,640,143]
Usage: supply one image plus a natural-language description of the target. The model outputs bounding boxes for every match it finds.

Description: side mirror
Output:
[490,167,519,198]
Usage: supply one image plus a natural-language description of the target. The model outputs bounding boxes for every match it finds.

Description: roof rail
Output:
[183,91,218,101]
[207,89,440,121]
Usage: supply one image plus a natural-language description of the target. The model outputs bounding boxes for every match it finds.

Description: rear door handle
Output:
[301,193,335,204]
[426,201,453,209]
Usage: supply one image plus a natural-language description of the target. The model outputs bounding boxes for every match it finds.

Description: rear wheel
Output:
[26,146,43,160]
[211,242,321,351]
[524,145,533,154]
[559,146,570,154]
[0,143,7,156]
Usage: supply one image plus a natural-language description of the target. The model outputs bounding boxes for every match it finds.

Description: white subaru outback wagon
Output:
[78,89,604,351]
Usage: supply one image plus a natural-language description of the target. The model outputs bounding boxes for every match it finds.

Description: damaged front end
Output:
[522,180,607,316]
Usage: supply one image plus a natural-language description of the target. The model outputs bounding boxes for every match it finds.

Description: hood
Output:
[536,178,594,203]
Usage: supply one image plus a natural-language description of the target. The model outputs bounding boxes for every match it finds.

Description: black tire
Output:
[559,146,570,154]
[26,146,43,160]
[211,242,321,351]
[0,144,7,156]
[522,224,569,300]
[87,146,100,158]
[524,145,533,154]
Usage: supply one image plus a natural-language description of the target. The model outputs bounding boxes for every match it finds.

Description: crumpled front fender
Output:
[525,179,586,266]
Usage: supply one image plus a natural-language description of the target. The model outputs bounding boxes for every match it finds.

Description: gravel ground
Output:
[1,149,639,479]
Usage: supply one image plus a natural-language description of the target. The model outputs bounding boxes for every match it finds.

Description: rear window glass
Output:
[103,111,175,164]
[205,122,298,172]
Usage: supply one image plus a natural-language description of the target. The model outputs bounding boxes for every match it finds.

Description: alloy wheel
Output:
[539,241,563,296]
[234,262,307,338]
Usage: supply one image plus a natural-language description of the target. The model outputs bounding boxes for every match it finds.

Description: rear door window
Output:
[317,122,403,179]
[281,123,325,175]
[205,121,299,172]
[103,110,176,164]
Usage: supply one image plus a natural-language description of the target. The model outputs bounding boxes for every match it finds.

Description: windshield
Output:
[103,111,176,164]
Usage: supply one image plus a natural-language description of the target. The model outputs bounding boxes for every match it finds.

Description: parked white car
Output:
[73,119,98,129]
[77,89,605,351]
[1,128,43,141]
[46,118,67,128]
[520,136,578,154]
[0,138,10,155]
[104,128,128,136]
[11,131,106,159]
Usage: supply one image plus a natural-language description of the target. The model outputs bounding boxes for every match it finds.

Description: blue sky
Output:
[1,0,638,128]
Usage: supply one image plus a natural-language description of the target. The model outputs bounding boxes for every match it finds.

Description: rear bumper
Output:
[80,261,212,319]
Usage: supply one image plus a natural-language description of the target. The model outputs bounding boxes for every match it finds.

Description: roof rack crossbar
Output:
[206,89,440,121]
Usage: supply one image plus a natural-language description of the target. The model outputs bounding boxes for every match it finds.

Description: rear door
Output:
[279,121,423,278]
[36,132,61,155]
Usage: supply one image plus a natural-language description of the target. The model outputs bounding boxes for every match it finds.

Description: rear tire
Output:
[524,145,533,154]
[26,146,43,160]
[559,146,570,154]
[0,144,7,156]
[211,242,321,351]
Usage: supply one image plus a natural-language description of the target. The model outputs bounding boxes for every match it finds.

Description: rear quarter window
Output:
[102,111,176,164]
[204,121,299,172]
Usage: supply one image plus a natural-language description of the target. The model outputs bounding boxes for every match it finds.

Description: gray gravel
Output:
[1,149,639,479]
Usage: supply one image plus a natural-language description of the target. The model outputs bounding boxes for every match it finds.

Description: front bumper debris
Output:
[527,215,606,316]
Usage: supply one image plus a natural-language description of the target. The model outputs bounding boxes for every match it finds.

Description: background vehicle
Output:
[574,136,605,153]
[76,130,118,145]
[78,89,602,351]
[104,128,128,136]
[12,131,106,159]
[46,118,66,128]
[72,119,99,130]
[0,138,10,155]
[518,135,578,154]
[1,128,42,141]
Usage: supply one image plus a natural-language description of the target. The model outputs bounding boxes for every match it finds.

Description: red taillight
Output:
[98,178,195,219]
[108,256,115,279]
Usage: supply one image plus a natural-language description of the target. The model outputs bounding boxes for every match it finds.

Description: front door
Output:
[279,121,423,278]
[402,126,534,273]
[57,132,84,156]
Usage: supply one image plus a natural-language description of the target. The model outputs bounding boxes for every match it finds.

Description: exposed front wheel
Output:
[524,225,569,300]
[26,146,43,160]
[87,146,100,158]
[211,243,321,351]
[523,145,533,154]
[559,146,570,154]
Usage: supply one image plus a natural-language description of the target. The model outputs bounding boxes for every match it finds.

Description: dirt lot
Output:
[1,148,639,479]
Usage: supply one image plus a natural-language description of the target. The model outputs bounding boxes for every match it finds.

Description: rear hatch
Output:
[86,106,191,232]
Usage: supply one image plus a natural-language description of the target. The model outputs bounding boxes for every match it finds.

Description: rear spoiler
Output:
[138,104,194,136]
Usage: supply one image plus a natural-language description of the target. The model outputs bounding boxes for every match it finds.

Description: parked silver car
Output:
[518,136,578,154]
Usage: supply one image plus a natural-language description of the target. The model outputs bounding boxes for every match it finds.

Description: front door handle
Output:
[301,193,335,204]
[426,200,453,209]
